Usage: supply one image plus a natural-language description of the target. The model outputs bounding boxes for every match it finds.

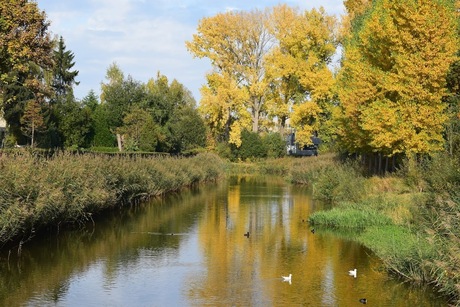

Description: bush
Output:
[262,132,286,159]
[234,129,266,161]
[312,161,367,203]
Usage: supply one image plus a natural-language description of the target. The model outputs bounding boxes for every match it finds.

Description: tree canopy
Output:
[187,5,337,147]
[336,0,459,157]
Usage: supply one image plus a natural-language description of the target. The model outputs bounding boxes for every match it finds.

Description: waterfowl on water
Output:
[349,268,357,278]
[311,228,315,234]
[282,274,292,283]
[244,232,250,237]
[359,298,367,304]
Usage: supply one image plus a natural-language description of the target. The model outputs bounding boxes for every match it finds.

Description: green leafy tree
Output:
[117,106,162,152]
[445,56,460,156]
[167,105,206,153]
[58,96,94,148]
[92,103,115,147]
[52,36,79,100]
[0,0,53,143]
[262,132,286,158]
[234,129,267,160]
[101,63,146,130]
[81,89,99,112]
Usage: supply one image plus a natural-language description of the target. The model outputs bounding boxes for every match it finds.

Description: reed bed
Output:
[0,151,225,245]
[303,152,460,305]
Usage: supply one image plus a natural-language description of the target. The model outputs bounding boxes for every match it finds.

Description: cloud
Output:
[37,0,344,101]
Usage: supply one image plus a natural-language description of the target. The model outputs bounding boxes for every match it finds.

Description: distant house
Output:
[286,132,321,157]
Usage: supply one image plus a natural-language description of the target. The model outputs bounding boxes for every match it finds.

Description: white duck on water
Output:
[282,274,292,284]
[349,268,357,278]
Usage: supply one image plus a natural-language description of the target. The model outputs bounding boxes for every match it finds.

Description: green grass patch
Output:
[308,207,393,228]
[357,225,434,282]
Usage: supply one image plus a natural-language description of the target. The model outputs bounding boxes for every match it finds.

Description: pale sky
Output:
[36,0,345,102]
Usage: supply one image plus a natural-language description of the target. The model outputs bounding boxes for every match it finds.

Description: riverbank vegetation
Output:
[0,151,225,246]
[229,152,460,304]
[2,0,460,305]
[291,153,460,304]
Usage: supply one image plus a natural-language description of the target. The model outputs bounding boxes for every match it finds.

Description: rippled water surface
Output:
[0,176,448,306]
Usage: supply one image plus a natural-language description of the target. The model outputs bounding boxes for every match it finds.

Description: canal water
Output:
[0,176,448,306]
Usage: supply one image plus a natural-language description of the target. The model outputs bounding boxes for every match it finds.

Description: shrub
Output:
[312,161,366,203]
[262,132,286,159]
[234,130,267,161]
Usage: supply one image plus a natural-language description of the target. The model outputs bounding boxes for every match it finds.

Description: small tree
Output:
[263,132,286,158]
[117,107,163,152]
[21,99,45,147]
[167,106,206,153]
[234,129,267,160]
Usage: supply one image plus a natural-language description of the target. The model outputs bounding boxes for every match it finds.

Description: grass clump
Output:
[358,225,435,282]
[308,208,393,228]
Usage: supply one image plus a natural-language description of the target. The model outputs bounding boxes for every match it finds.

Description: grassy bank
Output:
[0,151,225,246]
[299,153,460,304]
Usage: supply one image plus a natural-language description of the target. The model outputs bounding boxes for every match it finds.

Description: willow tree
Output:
[265,5,337,146]
[186,9,273,145]
[336,0,458,157]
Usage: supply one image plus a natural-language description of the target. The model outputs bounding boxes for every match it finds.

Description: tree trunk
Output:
[117,134,123,152]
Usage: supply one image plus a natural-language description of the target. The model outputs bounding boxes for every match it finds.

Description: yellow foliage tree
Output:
[290,102,322,146]
[186,8,272,146]
[336,0,458,156]
[265,5,337,143]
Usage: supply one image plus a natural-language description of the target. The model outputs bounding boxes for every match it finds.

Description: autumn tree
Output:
[0,0,53,143]
[20,98,45,147]
[186,8,273,145]
[265,5,337,146]
[336,0,458,157]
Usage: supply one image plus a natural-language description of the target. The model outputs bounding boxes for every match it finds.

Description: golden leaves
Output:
[336,0,458,156]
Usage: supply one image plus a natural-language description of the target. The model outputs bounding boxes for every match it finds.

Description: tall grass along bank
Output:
[297,153,460,305]
[0,152,225,246]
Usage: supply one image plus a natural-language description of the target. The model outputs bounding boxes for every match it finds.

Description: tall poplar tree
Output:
[336,0,458,157]
[265,5,337,145]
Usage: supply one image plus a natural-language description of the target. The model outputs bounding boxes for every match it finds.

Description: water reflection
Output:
[0,176,448,306]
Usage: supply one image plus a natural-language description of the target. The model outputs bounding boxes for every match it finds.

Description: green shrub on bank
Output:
[0,152,225,245]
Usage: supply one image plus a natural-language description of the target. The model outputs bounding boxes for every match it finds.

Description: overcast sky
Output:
[37,0,345,102]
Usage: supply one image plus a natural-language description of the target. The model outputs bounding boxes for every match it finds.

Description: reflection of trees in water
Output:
[0,182,223,306]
